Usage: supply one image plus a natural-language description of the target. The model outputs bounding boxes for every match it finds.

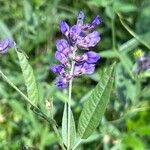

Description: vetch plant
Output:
[0,11,115,150]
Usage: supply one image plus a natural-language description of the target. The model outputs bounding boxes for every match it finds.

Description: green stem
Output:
[0,69,65,150]
[111,18,116,51]
[67,50,76,149]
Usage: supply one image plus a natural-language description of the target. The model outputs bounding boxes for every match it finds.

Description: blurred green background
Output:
[0,0,150,149]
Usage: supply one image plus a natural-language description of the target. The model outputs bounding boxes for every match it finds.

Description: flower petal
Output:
[55,51,68,65]
[77,11,85,26]
[84,51,100,63]
[82,62,95,74]
[55,77,68,89]
[90,16,102,29]
[77,31,100,49]
[69,25,81,43]
[56,39,70,55]
[0,38,15,54]
[74,62,96,75]
[59,21,69,36]
[50,64,65,75]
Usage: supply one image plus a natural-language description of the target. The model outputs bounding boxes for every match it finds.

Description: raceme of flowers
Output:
[50,11,102,89]
[0,38,15,54]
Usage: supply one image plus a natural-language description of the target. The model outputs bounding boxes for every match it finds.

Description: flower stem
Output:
[0,69,65,150]
[67,49,76,149]
[111,18,116,50]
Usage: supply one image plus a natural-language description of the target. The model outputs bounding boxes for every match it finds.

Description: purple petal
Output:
[84,51,100,63]
[77,31,100,49]
[69,25,81,43]
[0,38,15,54]
[55,51,68,65]
[81,16,102,32]
[59,21,69,36]
[90,16,102,29]
[56,39,70,55]
[136,56,150,72]
[75,51,100,64]
[74,64,83,76]
[55,77,68,89]
[74,62,96,75]
[50,64,65,75]
[77,11,85,26]
[82,63,95,74]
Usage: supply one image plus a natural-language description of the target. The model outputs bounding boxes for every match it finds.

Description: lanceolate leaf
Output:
[62,103,76,148]
[78,63,115,139]
[16,50,39,105]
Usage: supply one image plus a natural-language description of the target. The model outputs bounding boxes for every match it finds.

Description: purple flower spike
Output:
[77,31,100,49]
[59,21,69,36]
[55,77,68,89]
[0,38,15,54]
[51,11,102,89]
[74,62,95,75]
[78,51,100,63]
[56,39,70,55]
[50,64,65,75]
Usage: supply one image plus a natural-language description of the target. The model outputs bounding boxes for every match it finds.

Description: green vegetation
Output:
[0,0,150,149]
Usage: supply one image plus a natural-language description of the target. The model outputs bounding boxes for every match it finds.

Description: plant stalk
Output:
[111,18,116,51]
[67,49,76,149]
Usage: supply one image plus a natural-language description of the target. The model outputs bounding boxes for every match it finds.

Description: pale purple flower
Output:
[76,51,100,64]
[59,21,69,36]
[135,56,150,73]
[50,64,65,75]
[56,39,70,55]
[82,16,102,32]
[55,77,68,89]
[69,25,81,43]
[55,51,68,65]
[74,63,96,75]
[77,31,100,49]
[51,11,102,89]
[0,38,15,54]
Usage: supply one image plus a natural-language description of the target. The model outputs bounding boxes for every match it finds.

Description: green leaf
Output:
[78,63,115,139]
[62,103,76,148]
[100,49,118,58]
[119,38,139,53]
[16,50,39,105]
[118,14,150,50]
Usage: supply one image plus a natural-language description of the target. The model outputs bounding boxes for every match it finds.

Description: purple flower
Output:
[0,38,15,54]
[50,64,65,75]
[59,21,69,36]
[69,25,81,43]
[55,51,68,65]
[135,56,150,73]
[74,62,95,75]
[56,39,70,55]
[76,51,100,63]
[77,11,85,26]
[51,11,102,89]
[82,15,102,32]
[55,77,68,89]
[77,31,100,49]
